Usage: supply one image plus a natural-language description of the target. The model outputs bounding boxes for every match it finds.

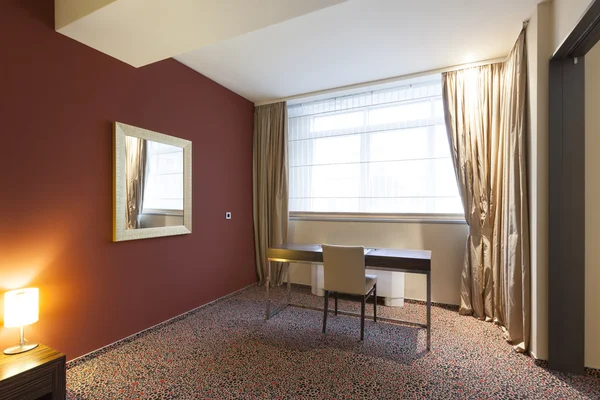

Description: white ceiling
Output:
[55,0,345,67]
[175,0,539,103]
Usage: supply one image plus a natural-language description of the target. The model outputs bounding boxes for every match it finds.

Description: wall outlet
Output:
[225,212,232,219]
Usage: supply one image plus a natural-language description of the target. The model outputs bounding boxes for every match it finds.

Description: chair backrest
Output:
[322,244,366,295]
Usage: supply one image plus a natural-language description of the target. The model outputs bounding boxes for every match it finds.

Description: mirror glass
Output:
[114,122,192,241]
[125,138,183,229]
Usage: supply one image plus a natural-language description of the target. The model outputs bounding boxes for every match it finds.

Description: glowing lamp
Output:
[3,288,39,355]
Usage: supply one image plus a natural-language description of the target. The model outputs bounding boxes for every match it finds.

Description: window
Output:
[287,76,463,215]
[143,141,184,212]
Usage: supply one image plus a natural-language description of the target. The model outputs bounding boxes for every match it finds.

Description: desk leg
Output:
[286,263,292,305]
[426,271,431,351]
[265,260,271,320]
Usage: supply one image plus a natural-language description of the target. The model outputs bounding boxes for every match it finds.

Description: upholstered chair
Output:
[321,244,377,340]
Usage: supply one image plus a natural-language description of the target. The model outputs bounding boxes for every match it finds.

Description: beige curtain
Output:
[253,102,289,286]
[125,136,147,229]
[442,29,530,352]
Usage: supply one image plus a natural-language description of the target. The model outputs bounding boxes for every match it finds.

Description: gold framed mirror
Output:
[113,122,192,241]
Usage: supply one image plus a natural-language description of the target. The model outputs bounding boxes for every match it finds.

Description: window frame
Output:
[289,211,465,224]
[287,76,464,222]
[141,208,184,217]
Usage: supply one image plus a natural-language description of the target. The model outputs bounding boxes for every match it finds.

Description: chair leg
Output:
[360,295,365,341]
[373,284,377,323]
[323,290,329,333]
[334,292,338,315]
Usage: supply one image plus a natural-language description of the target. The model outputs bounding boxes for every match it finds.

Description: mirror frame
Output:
[113,122,192,241]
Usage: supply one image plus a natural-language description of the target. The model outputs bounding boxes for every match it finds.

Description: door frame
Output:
[548,0,600,374]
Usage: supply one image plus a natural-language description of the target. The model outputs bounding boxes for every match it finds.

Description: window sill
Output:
[142,209,184,217]
[289,212,466,224]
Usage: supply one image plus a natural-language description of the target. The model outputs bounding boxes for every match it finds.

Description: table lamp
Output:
[3,288,39,355]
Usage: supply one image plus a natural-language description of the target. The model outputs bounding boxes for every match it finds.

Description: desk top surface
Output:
[269,243,432,259]
[0,344,65,381]
[268,244,431,272]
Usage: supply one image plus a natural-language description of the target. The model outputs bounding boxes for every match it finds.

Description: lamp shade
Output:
[4,288,39,328]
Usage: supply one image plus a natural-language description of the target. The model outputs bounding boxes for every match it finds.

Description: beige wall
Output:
[287,220,468,305]
[140,214,184,229]
[527,1,553,363]
[585,43,600,370]
[552,0,595,51]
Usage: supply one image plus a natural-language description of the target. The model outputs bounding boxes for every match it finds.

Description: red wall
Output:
[0,0,256,360]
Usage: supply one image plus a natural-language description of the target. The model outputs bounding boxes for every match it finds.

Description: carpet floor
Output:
[66,285,600,399]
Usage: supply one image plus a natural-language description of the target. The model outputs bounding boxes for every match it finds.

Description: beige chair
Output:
[321,244,377,340]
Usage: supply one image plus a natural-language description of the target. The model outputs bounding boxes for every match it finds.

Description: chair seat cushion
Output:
[365,274,377,293]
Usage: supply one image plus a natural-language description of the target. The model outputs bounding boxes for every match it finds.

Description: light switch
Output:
[225,212,232,219]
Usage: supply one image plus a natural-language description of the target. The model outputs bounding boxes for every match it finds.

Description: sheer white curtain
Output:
[143,141,184,211]
[287,78,462,215]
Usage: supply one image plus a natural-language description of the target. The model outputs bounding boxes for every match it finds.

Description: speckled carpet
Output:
[66,285,600,399]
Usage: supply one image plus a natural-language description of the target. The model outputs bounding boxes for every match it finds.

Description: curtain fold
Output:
[253,102,289,286]
[125,136,147,229]
[442,29,530,351]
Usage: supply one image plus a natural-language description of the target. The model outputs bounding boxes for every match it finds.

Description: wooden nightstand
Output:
[0,344,66,400]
